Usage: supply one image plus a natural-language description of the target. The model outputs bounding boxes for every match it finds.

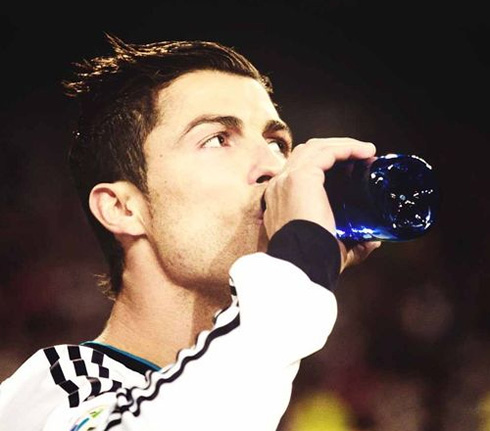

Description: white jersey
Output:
[0,220,341,431]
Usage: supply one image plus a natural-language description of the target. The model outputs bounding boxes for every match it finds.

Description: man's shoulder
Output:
[0,343,142,408]
[1,344,106,380]
[0,344,119,429]
[4,343,147,382]
[1,344,70,388]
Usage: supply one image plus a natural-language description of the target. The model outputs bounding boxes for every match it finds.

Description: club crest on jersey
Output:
[70,405,109,431]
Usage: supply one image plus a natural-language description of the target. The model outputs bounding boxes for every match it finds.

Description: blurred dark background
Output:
[1,1,489,430]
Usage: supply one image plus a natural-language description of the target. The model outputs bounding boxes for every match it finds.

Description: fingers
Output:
[339,240,382,273]
[288,137,376,172]
[262,136,380,259]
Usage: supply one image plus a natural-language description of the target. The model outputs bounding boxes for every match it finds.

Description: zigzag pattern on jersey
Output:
[104,292,240,430]
[44,345,123,408]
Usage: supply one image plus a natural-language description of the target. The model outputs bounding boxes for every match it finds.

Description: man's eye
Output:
[202,134,227,148]
[269,140,289,157]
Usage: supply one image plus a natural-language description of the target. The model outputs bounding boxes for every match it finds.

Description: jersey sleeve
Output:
[229,219,340,366]
[5,220,341,431]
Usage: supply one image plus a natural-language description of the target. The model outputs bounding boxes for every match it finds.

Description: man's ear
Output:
[88,181,148,237]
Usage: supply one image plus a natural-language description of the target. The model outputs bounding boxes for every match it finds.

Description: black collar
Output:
[81,341,160,375]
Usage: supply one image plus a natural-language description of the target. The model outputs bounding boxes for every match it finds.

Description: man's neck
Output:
[94,274,230,368]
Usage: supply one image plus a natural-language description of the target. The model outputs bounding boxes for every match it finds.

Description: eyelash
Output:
[201,132,290,155]
[202,132,230,147]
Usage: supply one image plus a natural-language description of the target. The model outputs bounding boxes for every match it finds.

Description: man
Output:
[0,34,380,430]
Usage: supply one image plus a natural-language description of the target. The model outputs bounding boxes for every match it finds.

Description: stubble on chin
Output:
[147,192,268,297]
[208,219,268,277]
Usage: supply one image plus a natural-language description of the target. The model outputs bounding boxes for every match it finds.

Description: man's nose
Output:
[248,140,286,185]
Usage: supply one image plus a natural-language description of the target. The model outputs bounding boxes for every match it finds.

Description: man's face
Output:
[143,70,292,298]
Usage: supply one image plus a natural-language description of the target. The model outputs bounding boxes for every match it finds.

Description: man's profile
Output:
[0,34,379,430]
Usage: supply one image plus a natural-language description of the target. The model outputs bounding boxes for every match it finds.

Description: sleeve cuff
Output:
[266,220,341,291]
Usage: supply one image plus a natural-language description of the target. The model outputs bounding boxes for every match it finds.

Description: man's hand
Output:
[263,137,381,272]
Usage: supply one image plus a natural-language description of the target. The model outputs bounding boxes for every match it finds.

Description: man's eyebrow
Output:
[180,115,243,138]
[180,115,293,146]
[264,119,293,144]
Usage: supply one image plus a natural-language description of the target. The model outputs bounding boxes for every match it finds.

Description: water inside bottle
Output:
[325,154,441,242]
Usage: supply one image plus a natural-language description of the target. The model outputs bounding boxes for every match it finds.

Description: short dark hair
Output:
[63,34,274,299]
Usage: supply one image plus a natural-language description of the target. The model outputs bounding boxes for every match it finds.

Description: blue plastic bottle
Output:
[324,153,441,242]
